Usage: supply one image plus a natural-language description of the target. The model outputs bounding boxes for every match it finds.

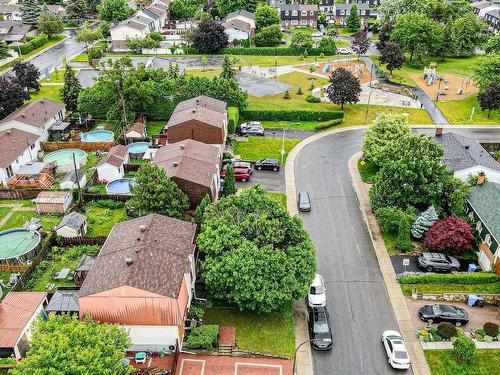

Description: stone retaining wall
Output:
[417,292,500,305]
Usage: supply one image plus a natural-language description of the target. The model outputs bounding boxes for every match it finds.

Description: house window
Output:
[476,221,482,233]
[285,10,289,16]
[485,234,492,247]
[291,19,298,25]
[360,10,365,15]
[301,11,307,16]
[292,10,298,16]
[301,19,307,25]
[340,10,345,15]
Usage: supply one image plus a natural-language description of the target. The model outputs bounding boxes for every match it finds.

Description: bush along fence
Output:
[81,192,133,202]
[57,235,107,247]
[184,47,327,56]
[11,33,49,55]
[241,109,344,122]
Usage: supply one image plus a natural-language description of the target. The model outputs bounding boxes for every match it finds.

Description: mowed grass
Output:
[436,94,500,125]
[204,306,295,358]
[0,199,35,207]
[0,211,61,232]
[0,207,11,221]
[357,159,378,183]
[146,120,165,136]
[234,136,300,162]
[401,282,500,296]
[185,68,222,79]
[29,84,63,102]
[85,205,126,237]
[424,349,500,375]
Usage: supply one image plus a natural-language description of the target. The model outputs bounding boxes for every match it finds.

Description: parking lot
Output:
[236,169,285,193]
[236,72,292,97]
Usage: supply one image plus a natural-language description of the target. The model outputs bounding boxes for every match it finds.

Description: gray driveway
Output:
[236,72,292,97]
[236,169,284,193]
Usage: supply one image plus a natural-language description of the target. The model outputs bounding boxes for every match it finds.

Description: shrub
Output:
[183,46,324,56]
[424,216,474,255]
[305,94,321,103]
[18,41,34,55]
[296,86,303,95]
[228,107,239,134]
[92,199,125,209]
[395,214,411,253]
[399,272,500,285]
[475,328,486,339]
[88,47,104,62]
[314,119,342,130]
[453,336,475,363]
[283,90,290,99]
[484,335,493,343]
[374,206,413,234]
[438,322,457,339]
[240,109,343,122]
[484,322,499,337]
[411,206,438,239]
[185,325,219,350]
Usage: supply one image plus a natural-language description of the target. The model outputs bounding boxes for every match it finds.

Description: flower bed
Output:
[417,326,464,343]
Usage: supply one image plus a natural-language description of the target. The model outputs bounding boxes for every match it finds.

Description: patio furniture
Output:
[54,268,71,280]
[135,352,146,364]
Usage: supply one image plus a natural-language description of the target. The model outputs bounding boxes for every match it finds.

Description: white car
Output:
[312,31,323,38]
[307,274,326,307]
[337,47,351,55]
[381,331,411,370]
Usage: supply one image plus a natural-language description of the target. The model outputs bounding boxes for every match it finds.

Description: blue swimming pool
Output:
[81,130,114,142]
[106,178,137,195]
[127,142,149,154]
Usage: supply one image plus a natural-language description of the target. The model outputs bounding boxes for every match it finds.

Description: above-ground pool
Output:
[44,148,87,172]
[0,228,41,264]
[106,178,137,195]
[127,142,149,154]
[81,130,114,143]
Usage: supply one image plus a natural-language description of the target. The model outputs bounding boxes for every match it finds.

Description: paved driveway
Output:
[390,256,469,274]
[236,169,285,193]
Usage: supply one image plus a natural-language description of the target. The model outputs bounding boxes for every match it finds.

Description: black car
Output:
[418,304,469,326]
[298,192,311,212]
[254,158,280,171]
[308,306,333,350]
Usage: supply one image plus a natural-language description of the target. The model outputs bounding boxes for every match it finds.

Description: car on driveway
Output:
[308,274,326,307]
[417,252,460,273]
[337,47,351,54]
[381,331,411,370]
[220,168,250,182]
[418,304,469,326]
[254,158,280,171]
[232,161,253,174]
[308,306,333,351]
[245,126,265,136]
[298,192,311,212]
[238,122,264,136]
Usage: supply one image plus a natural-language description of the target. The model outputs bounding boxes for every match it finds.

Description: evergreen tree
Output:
[220,55,235,80]
[20,0,42,25]
[0,41,10,60]
[411,206,438,239]
[66,0,90,26]
[346,4,361,33]
[194,194,212,227]
[396,215,412,253]
[223,166,236,196]
[61,65,82,112]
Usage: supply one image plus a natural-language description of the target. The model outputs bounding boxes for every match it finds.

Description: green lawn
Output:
[29,84,63,102]
[0,207,11,221]
[0,199,35,207]
[146,120,165,136]
[0,211,61,232]
[185,68,222,79]
[382,231,397,255]
[337,28,356,37]
[335,39,350,47]
[84,204,126,237]
[436,94,500,125]
[234,136,300,162]
[268,192,287,208]
[401,282,500,296]
[358,159,378,183]
[425,349,500,375]
[40,68,67,83]
[260,120,320,131]
[204,306,295,358]
[278,71,328,92]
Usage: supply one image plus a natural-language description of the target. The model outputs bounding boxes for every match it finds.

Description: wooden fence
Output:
[58,236,107,246]
[82,193,133,202]
[41,140,113,152]
[0,188,44,199]
[124,163,141,173]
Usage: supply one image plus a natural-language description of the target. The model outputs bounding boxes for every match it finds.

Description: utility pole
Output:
[72,153,82,204]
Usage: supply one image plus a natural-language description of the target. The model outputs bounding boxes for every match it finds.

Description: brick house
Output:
[164,96,228,145]
[152,139,221,207]
[334,3,376,27]
[299,4,319,28]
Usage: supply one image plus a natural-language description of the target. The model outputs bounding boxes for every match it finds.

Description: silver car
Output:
[417,252,460,273]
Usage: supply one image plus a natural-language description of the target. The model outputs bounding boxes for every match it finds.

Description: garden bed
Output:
[424,349,500,375]
[84,200,127,237]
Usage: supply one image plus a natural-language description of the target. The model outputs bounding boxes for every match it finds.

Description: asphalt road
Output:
[293,127,500,375]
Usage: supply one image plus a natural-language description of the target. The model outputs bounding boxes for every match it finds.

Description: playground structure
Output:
[299,58,372,84]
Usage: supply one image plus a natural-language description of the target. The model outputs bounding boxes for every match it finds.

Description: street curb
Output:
[348,152,431,375]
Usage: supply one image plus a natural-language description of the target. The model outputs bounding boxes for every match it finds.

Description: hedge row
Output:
[184,47,325,56]
[241,109,344,122]
[228,106,239,134]
[12,33,49,55]
[315,118,342,130]
[400,272,500,285]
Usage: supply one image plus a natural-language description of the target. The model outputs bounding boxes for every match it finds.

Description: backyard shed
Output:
[54,211,87,238]
[96,144,129,183]
[74,253,97,286]
[35,191,73,214]
[45,289,79,315]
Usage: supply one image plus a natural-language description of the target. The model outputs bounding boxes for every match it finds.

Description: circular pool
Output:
[81,130,114,143]
[0,228,41,264]
[44,148,87,172]
[106,178,137,195]
[127,142,149,154]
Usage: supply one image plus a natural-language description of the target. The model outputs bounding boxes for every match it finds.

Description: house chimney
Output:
[125,257,133,266]
[7,130,11,135]
[435,126,443,136]
[139,224,146,232]
[477,172,485,186]
[173,161,179,167]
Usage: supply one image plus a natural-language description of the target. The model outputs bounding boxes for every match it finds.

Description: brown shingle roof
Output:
[224,19,253,33]
[0,98,64,128]
[153,139,220,188]
[79,214,197,298]
[0,128,39,168]
[0,292,46,347]
[126,121,146,135]
[174,95,227,114]
[167,96,227,130]
[97,144,128,168]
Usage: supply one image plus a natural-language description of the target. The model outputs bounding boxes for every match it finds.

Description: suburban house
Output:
[7,161,56,189]
[334,2,375,27]
[0,20,37,44]
[46,4,67,18]
[35,191,73,214]
[78,214,198,352]
[298,4,319,27]
[465,182,500,273]
[0,128,41,187]
[0,292,47,360]
[152,139,222,206]
[125,120,147,141]
[484,8,499,33]
[110,15,156,52]
[164,96,228,145]
[435,132,500,184]
[55,211,87,238]
[0,5,21,21]
[320,0,335,21]
[223,11,255,46]
[59,169,87,190]
[275,4,319,27]
[96,144,129,183]
[45,289,79,315]
[138,3,167,30]
[0,98,66,141]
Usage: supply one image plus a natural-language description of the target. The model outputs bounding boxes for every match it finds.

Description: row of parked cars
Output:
[236,122,265,136]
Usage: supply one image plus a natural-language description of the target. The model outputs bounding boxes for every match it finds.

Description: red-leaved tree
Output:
[424,216,474,255]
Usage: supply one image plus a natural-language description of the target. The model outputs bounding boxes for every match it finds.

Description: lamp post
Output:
[435,77,443,101]
[293,338,332,375]
[364,89,375,124]
[369,62,375,88]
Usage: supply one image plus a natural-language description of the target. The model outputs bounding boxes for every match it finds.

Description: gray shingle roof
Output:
[45,289,79,313]
[226,10,255,20]
[468,182,500,242]
[55,211,86,231]
[435,132,500,172]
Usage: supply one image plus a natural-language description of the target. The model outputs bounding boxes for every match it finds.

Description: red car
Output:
[221,168,250,182]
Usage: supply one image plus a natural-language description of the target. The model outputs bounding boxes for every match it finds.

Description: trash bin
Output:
[468,263,477,273]
[475,296,485,308]
[467,294,478,307]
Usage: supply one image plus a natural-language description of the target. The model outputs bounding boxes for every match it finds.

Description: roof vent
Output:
[125,257,133,266]
[21,114,26,118]
[477,171,485,186]
[7,130,11,135]
[40,99,44,103]
[179,144,185,150]
[173,161,179,167]
[465,145,470,150]
[192,109,196,114]
[139,224,146,232]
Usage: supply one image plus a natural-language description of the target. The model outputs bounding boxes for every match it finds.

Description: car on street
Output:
[308,306,333,350]
[254,158,280,171]
[298,192,311,212]
[418,304,469,326]
[308,274,326,307]
[381,331,411,370]
[220,168,251,182]
[417,252,460,273]
[337,47,351,54]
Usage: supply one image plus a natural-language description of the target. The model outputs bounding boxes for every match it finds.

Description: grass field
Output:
[204,306,295,358]
[234,136,300,162]
[0,211,61,232]
[85,204,126,237]
[425,349,500,375]
[29,84,63,102]
[401,282,500,296]
[268,192,287,208]
[145,120,165,136]
[186,68,222,79]
[436,94,500,125]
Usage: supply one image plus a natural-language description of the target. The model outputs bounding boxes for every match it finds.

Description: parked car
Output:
[220,168,251,182]
[417,252,460,273]
[312,31,323,38]
[308,274,326,307]
[254,158,280,171]
[418,304,469,326]
[245,126,265,136]
[337,47,351,54]
[232,161,253,174]
[238,122,265,136]
[381,331,411,370]
[298,192,311,212]
[308,306,333,350]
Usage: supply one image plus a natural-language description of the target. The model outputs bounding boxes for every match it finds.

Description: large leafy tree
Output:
[0,41,10,60]
[0,77,29,118]
[325,67,361,109]
[376,20,393,49]
[346,3,361,33]
[10,315,132,375]
[75,22,102,52]
[128,163,189,218]
[37,12,64,38]
[197,185,316,313]
[318,36,336,55]
[169,0,199,21]
[362,113,411,166]
[451,13,487,57]
[192,19,228,54]
[98,0,134,23]
[66,0,91,26]
[424,216,473,255]
[291,31,313,52]
[378,41,405,75]
[378,0,426,23]
[253,24,282,47]
[61,65,82,112]
[215,0,261,18]
[351,30,370,60]
[13,61,40,93]
[472,54,500,91]
[478,82,500,118]
[254,4,280,30]
[484,33,500,54]
[20,0,41,25]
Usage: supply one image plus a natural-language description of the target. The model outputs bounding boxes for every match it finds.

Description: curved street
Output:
[293,127,500,375]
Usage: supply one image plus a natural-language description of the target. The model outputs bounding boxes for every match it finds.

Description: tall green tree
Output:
[194,194,212,227]
[169,0,199,21]
[291,31,313,52]
[0,41,10,60]
[61,65,82,112]
[473,54,500,91]
[197,185,316,313]
[451,13,487,57]
[75,22,102,52]
[0,77,29,118]
[318,37,336,55]
[10,315,132,375]
[477,81,500,118]
[484,33,500,54]
[20,0,41,25]
[37,12,64,38]
[13,61,40,93]
[253,24,282,47]
[215,0,261,18]
[98,0,134,23]
[128,163,189,218]
[66,0,90,26]
[223,166,236,196]
[254,4,280,30]
[220,55,235,80]
[346,4,361,33]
